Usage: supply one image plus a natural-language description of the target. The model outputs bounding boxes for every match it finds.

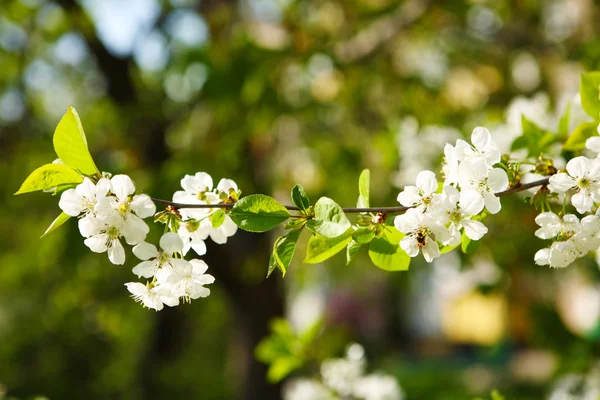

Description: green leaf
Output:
[511,116,556,157]
[299,318,322,345]
[368,228,410,271]
[580,72,600,119]
[53,106,99,176]
[304,229,353,264]
[268,229,302,277]
[461,231,482,254]
[210,209,226,228]
[558,102,571,136]
[15,163,83,195]
[291,184,311,212]
[346,240,363,265]
[229,194,290,232]
[41,212,71,238]
[563,121,599,151]
[352,227,375,244]
[284,218,306,230]
[306,197,351,238]
[267,356,303,383]
[357,169,370,208]
[440,242,460,254]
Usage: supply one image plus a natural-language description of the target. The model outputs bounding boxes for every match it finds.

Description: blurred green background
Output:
[2,0,600,399]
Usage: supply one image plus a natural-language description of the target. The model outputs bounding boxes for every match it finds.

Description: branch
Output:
[151,177,551,214]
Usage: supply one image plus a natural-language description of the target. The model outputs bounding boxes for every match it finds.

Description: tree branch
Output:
[150,177,551,214]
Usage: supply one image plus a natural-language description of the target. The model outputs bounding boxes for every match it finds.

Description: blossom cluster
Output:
[533,130,600,268]
[394,127,508,262]
[283,343,404,400]
[58,171,240,310]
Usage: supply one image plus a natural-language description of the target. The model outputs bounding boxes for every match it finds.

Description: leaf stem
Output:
[150,177,550,215]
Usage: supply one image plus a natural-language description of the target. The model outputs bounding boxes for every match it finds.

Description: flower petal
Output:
[421,239,440,262]
[160,232,184,254]
[130,194,156,218]
[482,191,501,214]
[132,242,159,260]
[397,186,421,207]
[416,170,438,195]
[571,191,593,214]
[108,239,126,265]
[487,168,509,192]
[59,189,84,216]
[549,173,576,192]
[458,189,484,216]
[111,175,136,201]
[566,156,592,178]
[462,219,488,241]
[132,260,159,278]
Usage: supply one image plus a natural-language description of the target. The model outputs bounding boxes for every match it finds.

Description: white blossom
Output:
[82,214,148,265]
[125,282,179,311]
[58,177,111,217]
[394,209,449,262]
[353,375,404,400]
[440,186,487,246]
[131,232,189,278]
[549,156,600,214]
[457,158,508,214]
[534,213,600,268]
[283,379,333,400]
[168,259,215,300]
[397,170,440,211]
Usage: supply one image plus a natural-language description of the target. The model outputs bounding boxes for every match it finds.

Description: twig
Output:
[151,177,550,214]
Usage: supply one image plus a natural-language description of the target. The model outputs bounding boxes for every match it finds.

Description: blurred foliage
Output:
[2,0,600,399]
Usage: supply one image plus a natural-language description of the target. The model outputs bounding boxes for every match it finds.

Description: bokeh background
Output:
[1,0,600,399]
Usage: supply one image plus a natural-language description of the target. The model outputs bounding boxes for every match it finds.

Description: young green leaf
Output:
[562,121,599,151]
[304,229,353,264]
[268,229,302,277]
[53,107,100,176]
[511,116,556,157]
[267,356,303,383]
[346,240,363,265]
[352,227,375,244]
[15,163,83,195]
[461,231,482,254]
[41,212,71,238]
[210,209,226,228]
[580,72,600,119]
[306,197,351,238]
[229,194,290,232]
[368,228,410,271]
[557,102,571,136]
[357,169,370,208]
[291,184,311,212]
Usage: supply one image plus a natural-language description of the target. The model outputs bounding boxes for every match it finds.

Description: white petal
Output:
[94,178,111,198]
[395,209,422,233]
[190,259,209,275]
[586,137,600,154]
[400,236,419,257]
[78,215,101,238]
[84,235,109,253]
[416,170,438,195]
[132,242,159,260]
[535,212,561,227]
[397,186,421,207]
[110,175,136,201]
[189,287,211,299]
[571,191,593,214]
[159,293,179,308]
[190,240,207,256]
[566,156,592,178]
[487,168,509,192]
[549,173,576,192]
[121,215,149,245]
[108,239,126,265]
[534,248,550,266]
[458,189,484,216]
[462,219,488,241]
[75,178,95,198]
[59,189,84,216]
[217,178,238,193]
[482,191,501,214]
[421,239,440,262]
[132,260,159,278]
[160,232,184,254]
[442,185,460,204]
[130,194,156,218]
[209,229,227,244]
[125,282,147,297]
